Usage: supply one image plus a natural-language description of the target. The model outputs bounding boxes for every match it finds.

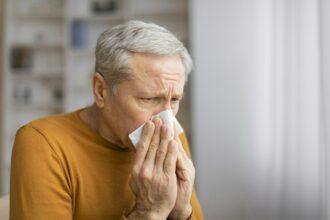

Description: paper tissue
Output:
[128,109,184,148]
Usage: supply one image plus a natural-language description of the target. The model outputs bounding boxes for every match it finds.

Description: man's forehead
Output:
[127,53,186,95]
[134,79,184,96]
[133,73,184,96]
[133,61,185,79]
[131,53,185,78]
[154,87,184,97]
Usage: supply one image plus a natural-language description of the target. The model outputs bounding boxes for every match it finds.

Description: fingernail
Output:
[152,117,160,126]
[146,121,152,128]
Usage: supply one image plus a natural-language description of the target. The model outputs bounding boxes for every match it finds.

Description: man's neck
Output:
[80,106,99,132]
[79,105,130,150]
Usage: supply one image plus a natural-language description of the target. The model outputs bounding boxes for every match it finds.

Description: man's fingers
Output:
[134,121,155,172]
[176,149,186,169]
[155,125,170,171]
[172,125,184,169]
[143,117,162,170]
[163,140,178,175]
[175,133,189,161]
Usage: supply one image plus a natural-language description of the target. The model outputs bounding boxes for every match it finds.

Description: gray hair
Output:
[94,20,192,91]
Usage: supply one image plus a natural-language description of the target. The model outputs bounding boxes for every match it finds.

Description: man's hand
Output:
[168,129,195,220]
[128,118,179,220]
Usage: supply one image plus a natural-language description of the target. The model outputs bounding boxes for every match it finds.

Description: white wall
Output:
[190,0,268,219]
[190,0,326,220]
[320,0,330,218]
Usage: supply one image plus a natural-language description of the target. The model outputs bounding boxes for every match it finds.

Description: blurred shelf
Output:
[13,103,64,112]
[71,13,124,22]
[11,43,64,50]
[69,49,94,57]
[133,10,188,18]
[15,12,65,20]
[11,71,64,80]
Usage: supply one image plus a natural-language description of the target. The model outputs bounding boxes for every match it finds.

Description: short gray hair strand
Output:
[94,20,193,91]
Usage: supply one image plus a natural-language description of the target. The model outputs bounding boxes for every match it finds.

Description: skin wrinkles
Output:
[80,53,186,150]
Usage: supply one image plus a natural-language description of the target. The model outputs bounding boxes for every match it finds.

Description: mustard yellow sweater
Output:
[10,108,204,220]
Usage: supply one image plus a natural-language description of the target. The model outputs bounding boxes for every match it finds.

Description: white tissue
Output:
[128,109,184,147]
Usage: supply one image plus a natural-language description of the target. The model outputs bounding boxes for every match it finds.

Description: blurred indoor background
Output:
[1,0,330,220]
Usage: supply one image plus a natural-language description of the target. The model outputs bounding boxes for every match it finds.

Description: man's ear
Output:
[92,72,108,108]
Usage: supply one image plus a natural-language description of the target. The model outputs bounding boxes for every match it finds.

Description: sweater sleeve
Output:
[10,124,72,220]
[179,133,205,220]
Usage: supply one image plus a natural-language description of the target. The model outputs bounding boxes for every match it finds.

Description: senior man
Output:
[10,21,204,220]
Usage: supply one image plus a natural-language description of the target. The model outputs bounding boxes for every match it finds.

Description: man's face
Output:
[102,53,186,148]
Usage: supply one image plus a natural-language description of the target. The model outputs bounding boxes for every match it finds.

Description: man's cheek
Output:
[128,113,151,133]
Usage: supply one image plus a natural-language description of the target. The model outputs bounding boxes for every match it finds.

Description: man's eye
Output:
[141,97,159,102]
[140,97,180,103]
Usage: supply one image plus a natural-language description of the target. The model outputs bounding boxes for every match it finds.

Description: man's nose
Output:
[163,84,173,110]
[164,98,172,110]
[153,99,172,116]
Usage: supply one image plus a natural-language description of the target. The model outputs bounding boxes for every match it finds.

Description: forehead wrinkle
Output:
[132,67,185,97]
[154,77,184,95]
[153,86,183,98]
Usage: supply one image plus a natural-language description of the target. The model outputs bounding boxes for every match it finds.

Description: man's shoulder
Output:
[14,109,83,158]
[28,110,77,132]
[17,109,81,143]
